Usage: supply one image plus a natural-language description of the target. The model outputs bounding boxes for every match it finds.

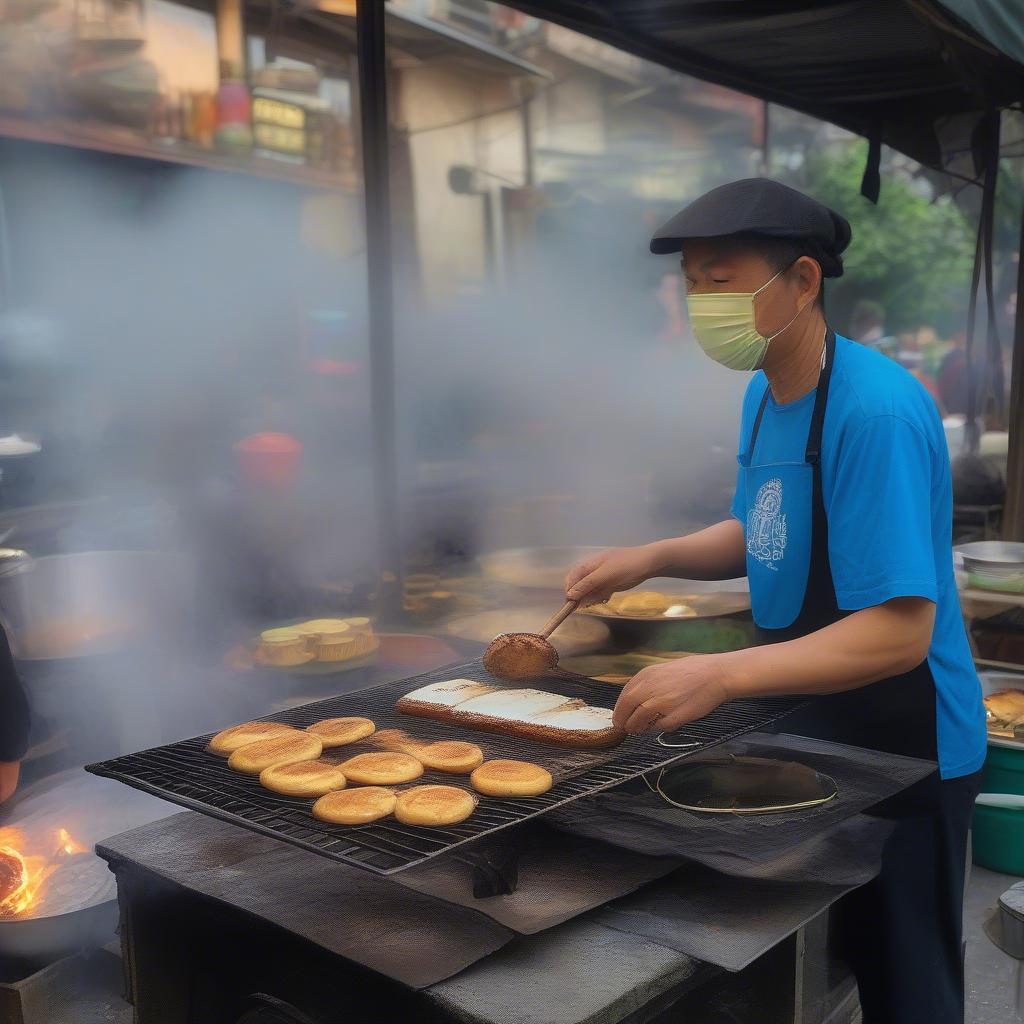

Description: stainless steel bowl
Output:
[0,770,173,963]
[477,546,609,591]
[955,541,1024,593]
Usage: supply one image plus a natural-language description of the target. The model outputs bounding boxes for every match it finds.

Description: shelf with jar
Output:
[0,0,360,192]
[0,109,359,191]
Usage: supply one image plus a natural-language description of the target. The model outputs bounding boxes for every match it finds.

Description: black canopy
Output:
[940,0,1024,67]
[503,1,1024,175]
[351,2,1024,577]
[495,1,1024,537]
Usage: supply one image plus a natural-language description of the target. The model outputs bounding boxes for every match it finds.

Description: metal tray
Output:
[86,660,802,875]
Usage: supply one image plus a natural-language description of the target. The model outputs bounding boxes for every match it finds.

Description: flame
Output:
[58,828,88,857]
[0,825,90,918]
[0,844,30,916]
[0,829,51,918]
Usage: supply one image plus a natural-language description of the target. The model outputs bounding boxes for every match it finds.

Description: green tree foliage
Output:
[787,142,976,334]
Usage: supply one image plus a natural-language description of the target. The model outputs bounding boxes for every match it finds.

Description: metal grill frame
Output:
[86,660,803,875]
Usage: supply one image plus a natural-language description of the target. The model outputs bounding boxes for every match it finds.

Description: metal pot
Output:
[578,577,753,652]
[0,893,118,964]
[0,769,173,965]
[0,552,196,768]
[0,499,105,556]
[0,551,194,664]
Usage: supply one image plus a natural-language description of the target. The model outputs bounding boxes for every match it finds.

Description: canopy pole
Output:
[356,0,403,608]
[1002,206,1024,540]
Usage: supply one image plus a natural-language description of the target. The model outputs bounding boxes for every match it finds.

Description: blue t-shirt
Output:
[730,334,985,780]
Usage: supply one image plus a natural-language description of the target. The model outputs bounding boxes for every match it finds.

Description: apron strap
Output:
[745,327,836,465]
[805,328,837,465]
[744,385,772,463]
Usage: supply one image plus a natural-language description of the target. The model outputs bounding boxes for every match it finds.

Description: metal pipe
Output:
[761,100,770,173]
[520,83,535,188]
[1002,205,1024,540]
[356,0,403,610]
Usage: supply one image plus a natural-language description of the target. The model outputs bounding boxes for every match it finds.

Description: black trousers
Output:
[835,770,983,1024]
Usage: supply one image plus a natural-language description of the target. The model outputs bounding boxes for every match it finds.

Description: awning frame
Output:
[351,1,1024,571]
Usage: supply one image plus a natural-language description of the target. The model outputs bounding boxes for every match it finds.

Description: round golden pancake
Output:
[371,728,409,745]
[294,620,349,654]
[347,633,378,658]
[208,721,299,756]
[256,632,312,666]
[470,759,553,798]
[340,751,424,785]
[312,787,396,825]
[316,636,357,662]
[316,630,351,644]
[295,619,350,634]
[228,733,323,774]
[371,729,483,774]
[413,740,484,774]
[259,759,348,798]
[306,717,376,747]
[394,785,477,826]
[260,627,304,643]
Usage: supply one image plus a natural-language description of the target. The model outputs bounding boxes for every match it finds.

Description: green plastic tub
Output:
[982,742,1024,794]
[973,741,1024,875]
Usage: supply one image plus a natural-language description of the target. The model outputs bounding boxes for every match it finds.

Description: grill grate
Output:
[86,660,803,875]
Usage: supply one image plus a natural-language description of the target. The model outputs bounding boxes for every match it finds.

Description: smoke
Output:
[0,96,752,765]
[0,142,380,753]
[394,194,748,563]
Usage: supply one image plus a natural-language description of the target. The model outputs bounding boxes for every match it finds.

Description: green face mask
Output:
[686,267,805,371]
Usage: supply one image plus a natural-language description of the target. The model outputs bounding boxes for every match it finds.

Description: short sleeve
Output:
[827,414,937,609]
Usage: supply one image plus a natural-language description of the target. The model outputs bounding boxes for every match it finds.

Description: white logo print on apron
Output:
[740,395,815,629]
[747,477,787,570]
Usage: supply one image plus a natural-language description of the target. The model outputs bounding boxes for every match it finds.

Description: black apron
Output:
[744,328,939,777]
[741,328,977,1024]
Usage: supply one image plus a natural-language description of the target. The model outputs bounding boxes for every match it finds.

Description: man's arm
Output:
[565,519,746,606]
[613,597,934,733]
[724,596,934,696]
[646,518,747,581]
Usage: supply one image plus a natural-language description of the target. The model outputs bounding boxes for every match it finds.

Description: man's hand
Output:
[565,545,660,608]
[0,761,20,804]
[565,522,747,606]
[610,597,936,737]
[613,656,733,734]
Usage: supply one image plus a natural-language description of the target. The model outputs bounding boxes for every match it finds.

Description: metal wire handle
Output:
[656,733,702,748]
[641,766,702,808]
[643,760,840,813]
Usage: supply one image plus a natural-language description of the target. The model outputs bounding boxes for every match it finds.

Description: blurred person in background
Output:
[889,327,941,405]
[937,332,969,416]
[895,327,924,371]
[918,326,947,375]
[849,298,895,356]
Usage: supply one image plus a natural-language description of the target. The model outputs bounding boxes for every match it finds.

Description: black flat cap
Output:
[650,178,852,278]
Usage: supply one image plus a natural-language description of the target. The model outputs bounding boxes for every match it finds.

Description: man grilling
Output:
[566,178,985,1024]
